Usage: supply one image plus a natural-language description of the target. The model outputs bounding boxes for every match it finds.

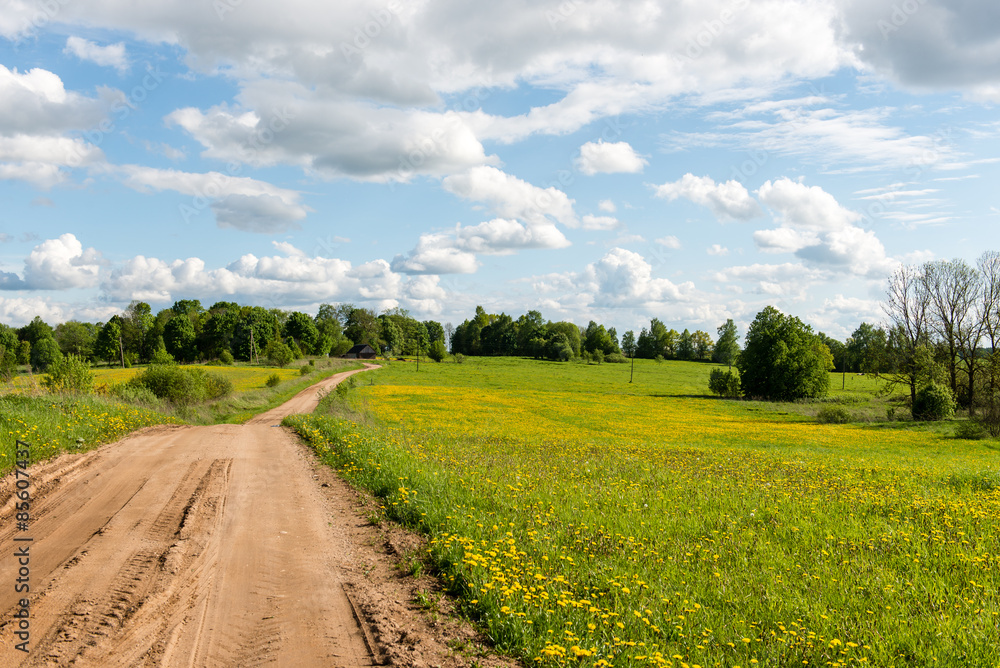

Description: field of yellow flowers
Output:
[5,364,301,395]
[286,357,999,668]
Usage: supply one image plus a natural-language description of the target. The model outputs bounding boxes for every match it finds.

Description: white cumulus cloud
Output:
[654,174,762,221]
[576,140,647,175]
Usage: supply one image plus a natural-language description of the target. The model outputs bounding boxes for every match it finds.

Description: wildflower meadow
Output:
[285,357,1000,668]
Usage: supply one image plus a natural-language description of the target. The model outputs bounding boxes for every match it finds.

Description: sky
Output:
[0,0,998,340]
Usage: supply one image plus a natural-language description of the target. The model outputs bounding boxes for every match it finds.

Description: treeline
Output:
[0,301,446,375]
[449,306,732,363]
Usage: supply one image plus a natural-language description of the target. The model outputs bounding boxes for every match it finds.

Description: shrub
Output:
[454,353,465,364]
[150,347,175,365]
[265,340,294,367]
[127,365,232,404]
[912,382,955,421]
[265,373,281,387]
[300,365,312,376]
[427,340,447,362]
[219,350,234,365]
[817,406,852,424]
[43,354,95,394]
[593,349,605,365]
[130,365,204,405]
[708,368,741,398]
[605,353,628,364]
[200,371,233,400]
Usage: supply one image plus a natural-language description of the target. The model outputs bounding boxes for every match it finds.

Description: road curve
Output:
[0,364,378,667]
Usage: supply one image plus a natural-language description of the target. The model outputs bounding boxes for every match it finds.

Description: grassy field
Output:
[286,358,999,668]
[4,363,303,395]
[0,359,362,474]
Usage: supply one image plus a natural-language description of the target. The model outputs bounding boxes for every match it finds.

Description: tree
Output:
[423,320,445,345]
[123,301,154,362]
[95,317,125,367]
[583,321,617,355]
[676,329,695,360]
[845,323,884,374]
[737,306,833,401]
[881,264,930,405]
[921,259,982,409]
[343,307,380,348]
[481,313,517,355]
[691,330,714,361]
[164,315,197,362]
[232,306,280,362]
[427,339,448,362]
[621,330,637,358]
[30,336,64,373]
[54,320,98,359]
[0,324,19,380]
[713,319,740,368]
[198,301,241,359]
[18,315,54,348]
[284,311,320,355]
[264,340,294,367]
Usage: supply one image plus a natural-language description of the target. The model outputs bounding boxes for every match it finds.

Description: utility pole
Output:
[250,327,255,365]
[629,352,634,383]
[118,333,125,369]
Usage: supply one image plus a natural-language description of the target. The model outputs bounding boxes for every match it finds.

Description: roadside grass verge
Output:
[285,357,1000,668]
[0,394,178,475]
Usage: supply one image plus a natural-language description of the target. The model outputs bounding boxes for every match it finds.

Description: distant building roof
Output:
[347,344,375,354]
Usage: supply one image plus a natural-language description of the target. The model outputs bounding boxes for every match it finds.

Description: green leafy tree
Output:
[164,315,197,362]
[18,315,54,348]
[848,322,887,374]
[427,339,448,362]
[713,319,740,368]
[343,307,380,348]
[737,306,833,401]
[481,313,517,355]
[0,325,19,380]
[54,320,98,359]
[515,310,545,355]
[691,330,713,361]
[264,339,294,367]
[198,301,241,359]
[30,336,63,372]
[95,317,124,366]
[232,306,280,362]
[621,330,637,358]
[284,311,320,355]
[677,329,695,360]
[423,320,445,345]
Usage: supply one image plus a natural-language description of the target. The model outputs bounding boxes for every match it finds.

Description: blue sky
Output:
[0,0,998,339]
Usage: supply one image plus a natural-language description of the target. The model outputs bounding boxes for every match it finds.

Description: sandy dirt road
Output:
[0,363,455,668]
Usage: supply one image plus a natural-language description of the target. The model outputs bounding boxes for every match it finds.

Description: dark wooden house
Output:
[343,344,377,359]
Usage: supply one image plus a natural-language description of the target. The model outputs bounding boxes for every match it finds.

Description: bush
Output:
[150,347,175,365]
[200,371,233,400]
[265,340,294,367]
[605,353,628,364]
[454,353,465,364]
[817,406,852,424]
[265,373,281,387]
[300,365,312,376]
[954,420,988,440]
[593,349,605,365]
[127,365,233,404]
[708,368,741,398]
[219,350,234,365]
[130,365,203,404]
[428,340,447,362]
[912,382,955,421]
[43,354,95,394]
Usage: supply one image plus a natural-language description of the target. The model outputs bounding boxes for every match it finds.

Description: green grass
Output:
[285,357,1000,668]
[0,394,178,475]
[0,358,365,473]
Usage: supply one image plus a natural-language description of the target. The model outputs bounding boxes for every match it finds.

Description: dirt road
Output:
[0,364,509,668]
